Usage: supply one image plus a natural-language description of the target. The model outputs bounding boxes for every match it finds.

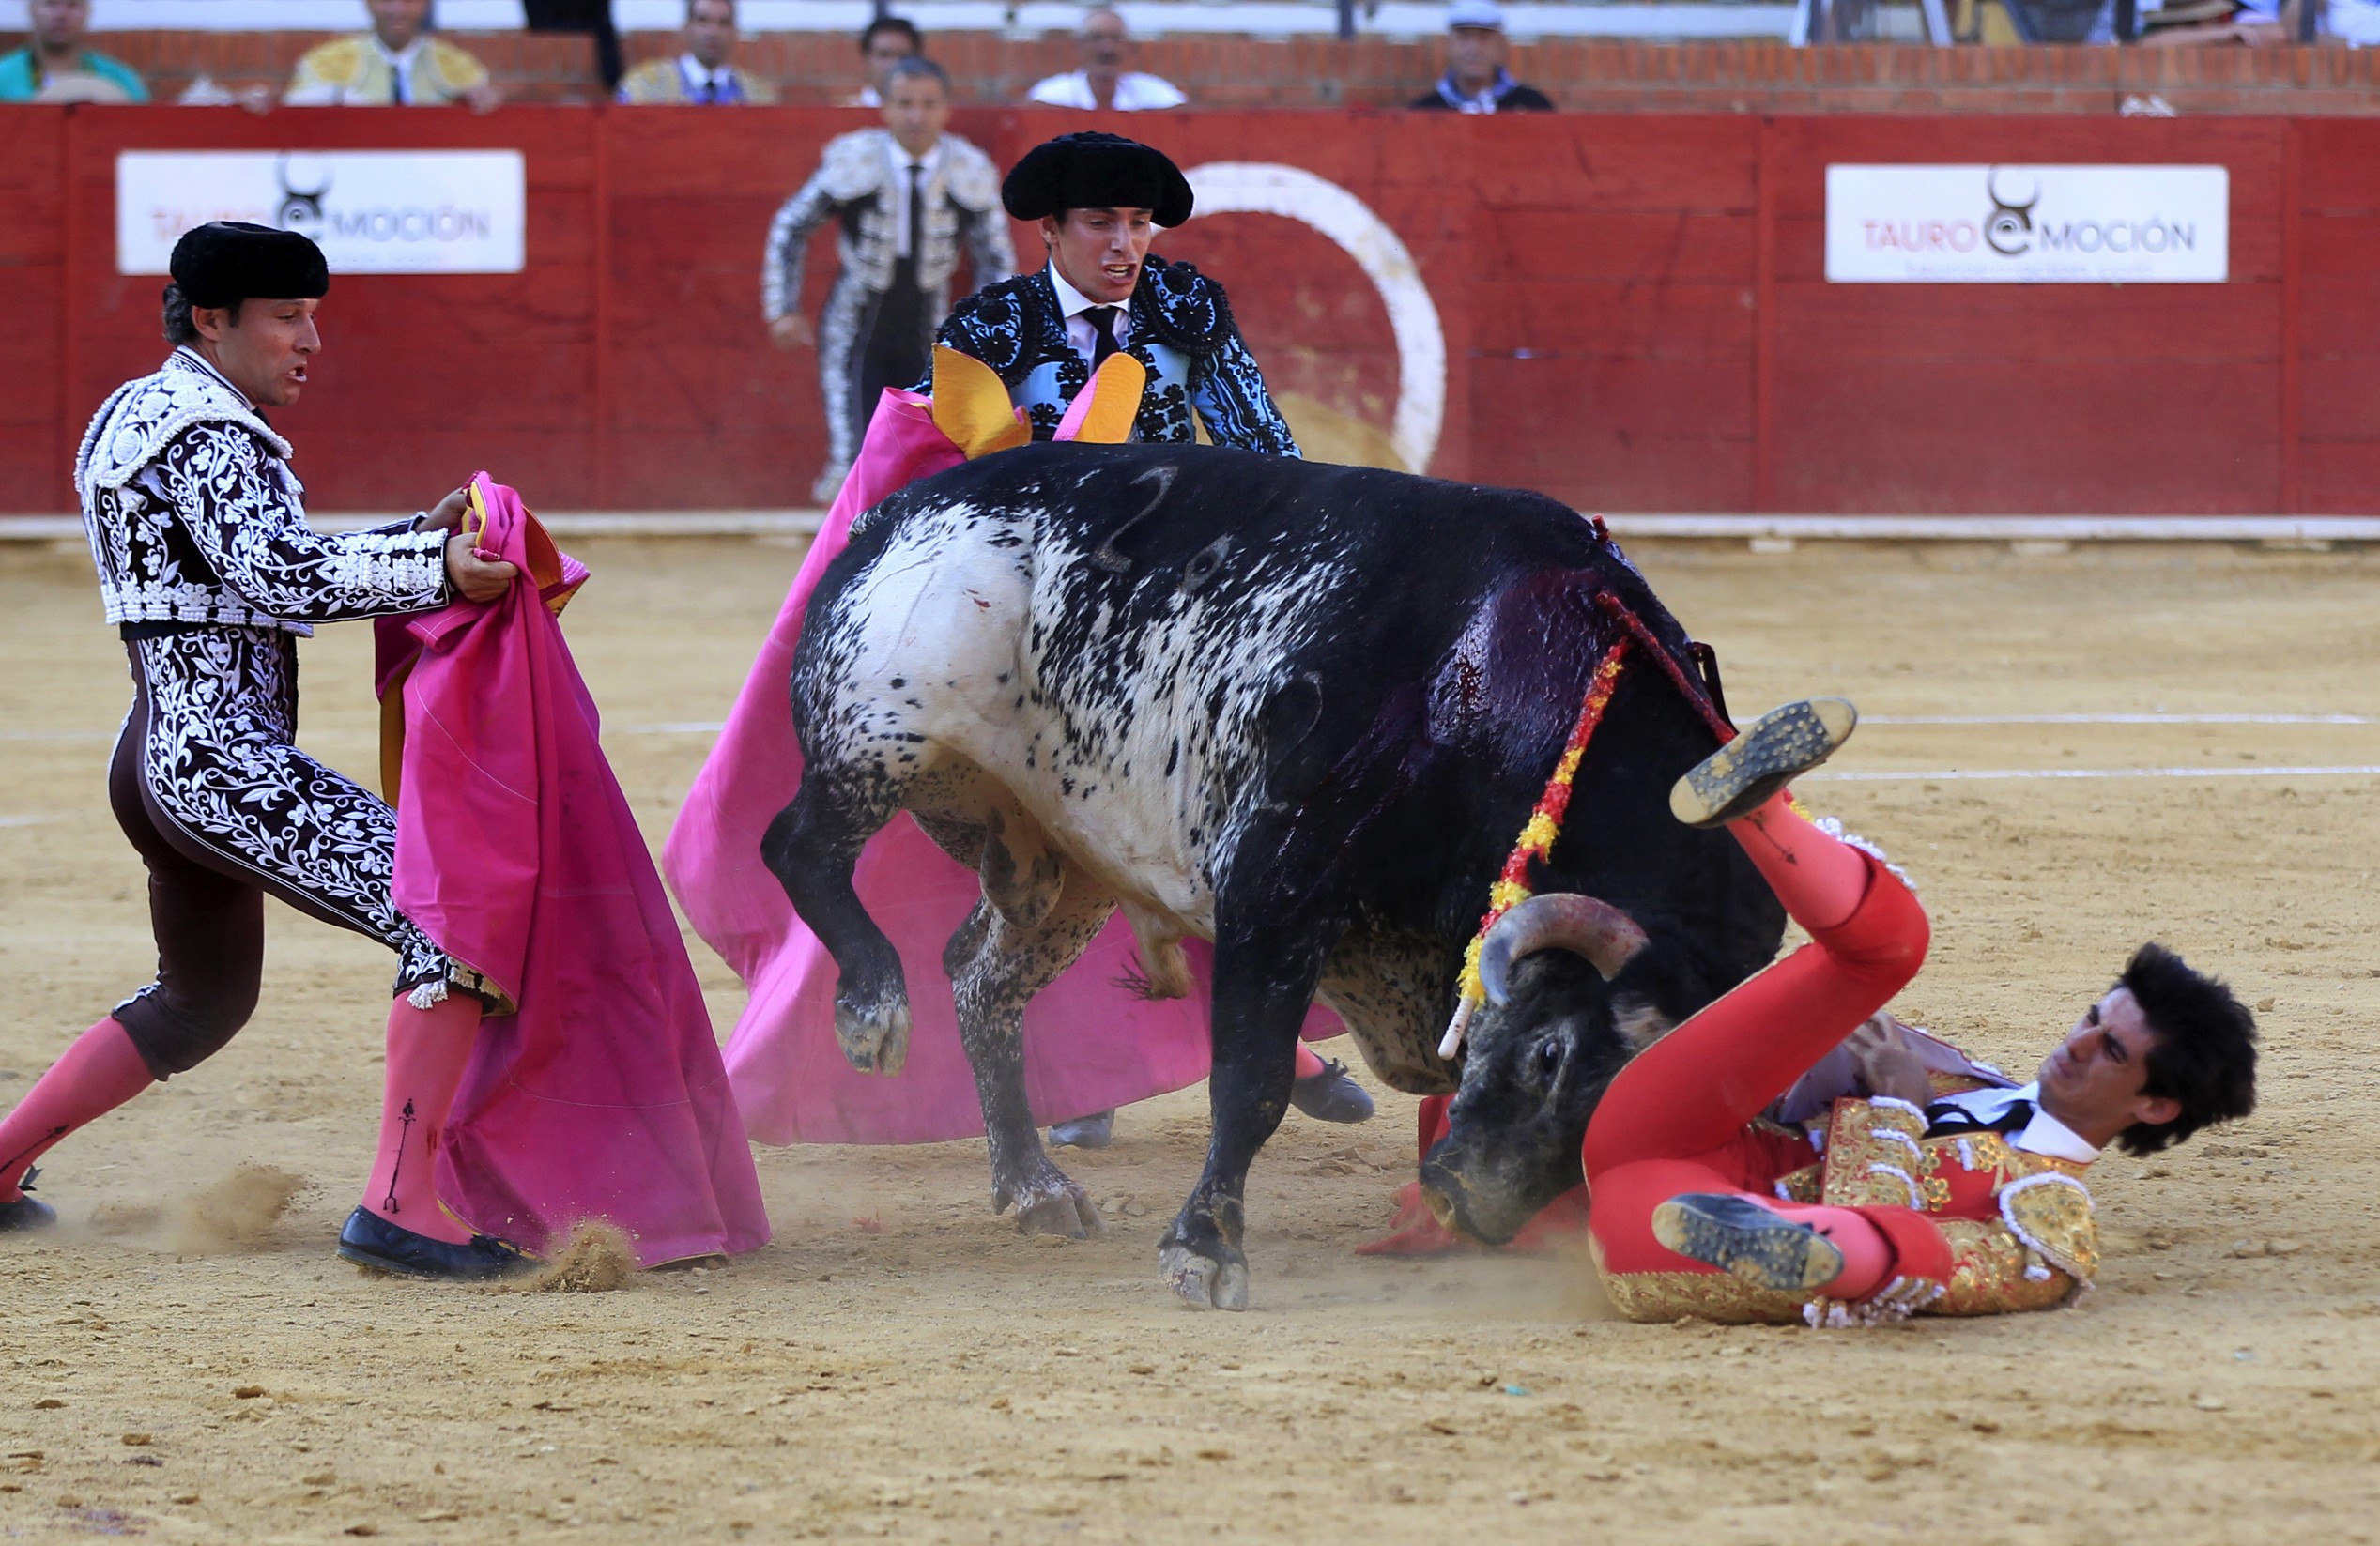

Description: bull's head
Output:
[1417,893,1676,1245]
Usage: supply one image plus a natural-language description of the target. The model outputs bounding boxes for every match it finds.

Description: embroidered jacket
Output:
[1775,1091,2098,1318]
[616,55,775,105]
[284,33,488,106]
[1597,1049,2100,1327]
[762,130,1012,321]
[76,350,449,635]
[927,258,1300,455]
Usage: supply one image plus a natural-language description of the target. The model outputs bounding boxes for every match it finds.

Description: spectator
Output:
[2136,0,2296,42]
[848,14,920,109]
[0,0,146,103]
[1410,0,1553,113]
[618,0,775,103]
[765,56,1014,503]
[285,0,501,112]
[1025,7,1186,111]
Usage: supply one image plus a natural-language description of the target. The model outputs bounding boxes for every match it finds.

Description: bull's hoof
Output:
[1001,1167,1104,1240]
[832,990,913,1075]
[1159,1242,1249,1312]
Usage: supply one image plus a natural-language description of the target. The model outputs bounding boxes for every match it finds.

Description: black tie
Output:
[906,162,926,260]
[1084,306,1122,368]
[1924,1097,2033,1138]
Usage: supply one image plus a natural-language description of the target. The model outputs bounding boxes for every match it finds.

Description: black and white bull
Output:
[763,443,1786,1309]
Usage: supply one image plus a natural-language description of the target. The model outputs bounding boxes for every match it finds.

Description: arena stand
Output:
[4,3,2379,525]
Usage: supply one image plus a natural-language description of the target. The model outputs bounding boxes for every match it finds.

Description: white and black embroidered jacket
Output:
[926,258,1299,455]
[74,349,448,634]
[761,129,1013,322]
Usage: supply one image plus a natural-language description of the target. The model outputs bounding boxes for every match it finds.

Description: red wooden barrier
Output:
[3,104,2372,517]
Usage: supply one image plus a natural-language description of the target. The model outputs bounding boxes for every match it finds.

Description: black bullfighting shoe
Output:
[1651,1192,1845,1293]
[1,1166,56,1233]
[337,1206,534,1282]
[1289,1059,1376,1124]
[1668,696,1857,829]
[1048,1110,1115,1150]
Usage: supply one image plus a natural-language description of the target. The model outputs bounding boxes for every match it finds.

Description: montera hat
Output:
[1001,132,1194,228]
[168,222,330,309]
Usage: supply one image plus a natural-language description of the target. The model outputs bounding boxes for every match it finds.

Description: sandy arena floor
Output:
[0,534,2374,1545]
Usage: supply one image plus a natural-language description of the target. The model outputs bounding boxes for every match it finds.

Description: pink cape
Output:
[379,475,771,1265]
[663,391,1335,1145]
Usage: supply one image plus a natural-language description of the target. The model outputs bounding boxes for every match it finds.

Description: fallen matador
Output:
[1395,698,2262,1324]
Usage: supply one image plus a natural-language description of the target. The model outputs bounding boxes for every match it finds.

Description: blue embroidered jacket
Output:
[924,257,1299,456]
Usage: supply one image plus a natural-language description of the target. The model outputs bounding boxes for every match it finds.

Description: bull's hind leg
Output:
[946,865,1117,1238]
[760,766,914,1074]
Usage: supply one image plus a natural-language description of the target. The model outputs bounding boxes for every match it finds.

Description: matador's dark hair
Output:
[2117,941,2259,1157]
[161,283,241,345]
[883,55,948,91]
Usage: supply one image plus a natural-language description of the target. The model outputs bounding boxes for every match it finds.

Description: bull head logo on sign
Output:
[1984,166,2038,258]
[276,155,333,240]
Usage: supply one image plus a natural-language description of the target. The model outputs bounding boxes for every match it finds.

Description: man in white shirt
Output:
[1025,7,1186,112]
[284,0,501,112]
[846,14,921,108]
[616,0,775,104]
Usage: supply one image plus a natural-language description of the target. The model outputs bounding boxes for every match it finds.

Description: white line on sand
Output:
[1807,765,2380,783]
[1860,713,2370,727]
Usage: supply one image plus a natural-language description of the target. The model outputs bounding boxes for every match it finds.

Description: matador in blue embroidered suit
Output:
[922,132,1298,456]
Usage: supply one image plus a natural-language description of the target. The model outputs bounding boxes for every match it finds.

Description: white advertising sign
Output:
[1826,164,2228,284]
[115,150,526,276]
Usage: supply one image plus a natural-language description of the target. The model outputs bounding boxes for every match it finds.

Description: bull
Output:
[764,442,1786,1309]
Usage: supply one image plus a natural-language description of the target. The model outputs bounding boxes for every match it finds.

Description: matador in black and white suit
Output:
[77,344,492,1047]
[0,222,530,1281]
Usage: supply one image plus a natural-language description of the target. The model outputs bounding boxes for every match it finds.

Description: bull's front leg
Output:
[761,766,913,1074]
[947,875,1114,1238]
[1159,930,1326,1311]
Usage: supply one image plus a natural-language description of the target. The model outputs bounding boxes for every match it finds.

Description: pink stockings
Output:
[1582,793,1933,1301]
[361,992,484,1244]
[0,1018,157,1203]
[1,995,487,1242]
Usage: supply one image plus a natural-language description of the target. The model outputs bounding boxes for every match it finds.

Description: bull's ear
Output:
[1611,992,1676,1053]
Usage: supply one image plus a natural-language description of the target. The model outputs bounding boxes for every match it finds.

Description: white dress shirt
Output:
[1928,1081,2100,1163]
[1024,70,1187,111]
[890,141,945,260]
[375,34,426,104]
[678,54,740,101]
[1048,263,1135,367]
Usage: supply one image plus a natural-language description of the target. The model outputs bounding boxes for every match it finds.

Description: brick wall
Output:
[8,30,2380,113]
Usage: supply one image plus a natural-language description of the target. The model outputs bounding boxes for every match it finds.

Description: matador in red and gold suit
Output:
[1379,697,2257,1326]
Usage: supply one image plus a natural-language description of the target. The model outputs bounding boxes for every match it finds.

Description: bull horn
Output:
[1478,894,1649,1003]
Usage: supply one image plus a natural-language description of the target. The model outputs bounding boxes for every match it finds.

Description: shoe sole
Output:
[1669,697,1858,829]
[1651,1193,1845,1293]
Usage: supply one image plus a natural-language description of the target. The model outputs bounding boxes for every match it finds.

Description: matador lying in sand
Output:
[1389,696,2261,1324]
